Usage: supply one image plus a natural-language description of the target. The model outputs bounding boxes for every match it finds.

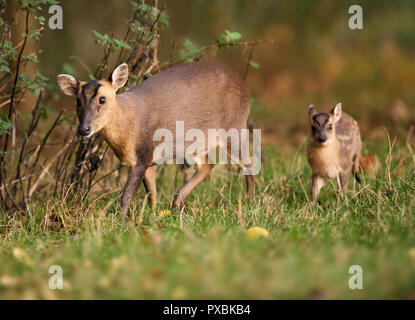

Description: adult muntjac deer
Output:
[57,61,255,222]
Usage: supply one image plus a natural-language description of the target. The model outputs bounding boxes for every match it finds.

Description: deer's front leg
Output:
[121,164,146,223]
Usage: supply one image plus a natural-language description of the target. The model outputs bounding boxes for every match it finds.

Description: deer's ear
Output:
[308,105,316,123]
[110,63,129,92]
[57,74,79,96]
[331,103,342,123]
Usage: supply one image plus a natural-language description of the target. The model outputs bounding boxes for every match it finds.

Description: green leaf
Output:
[180,38,200,62]
[131,20,144,34]
[0,114,12,136]
[40,103,50,119]
[133,2,169,29]
[250,97,263,110]
[63,63,76,75]
[34,15,45,26]
[35,71,49,82]
[248,61,260,69]
[226,30,242,41]
[102,34,111,42]
[23,55,39,63]
[217,30,242,46]
[158,13,170,28]
[0,65,11,73]
[113,39,131,50]
[93,30,102,38]
[19,73,32,84]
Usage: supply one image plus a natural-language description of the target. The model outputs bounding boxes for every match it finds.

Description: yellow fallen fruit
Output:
[171,287,188,300]
[159,209,172,217]
[246,226,269,240]
[0,275,19,287]
[12,247,34,266]
[408,247,415,260]
[111,254,127,269]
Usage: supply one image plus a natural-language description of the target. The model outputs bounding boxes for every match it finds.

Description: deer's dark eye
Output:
[328,124,333,130]
[99,96,106,104]
[311,126,317,133]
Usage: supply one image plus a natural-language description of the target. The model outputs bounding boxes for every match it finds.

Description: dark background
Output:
[14,0,415,147]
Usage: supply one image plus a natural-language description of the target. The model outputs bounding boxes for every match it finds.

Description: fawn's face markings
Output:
[310,113,335,145]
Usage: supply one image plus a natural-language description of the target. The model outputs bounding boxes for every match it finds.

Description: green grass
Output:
[1,141,415,299]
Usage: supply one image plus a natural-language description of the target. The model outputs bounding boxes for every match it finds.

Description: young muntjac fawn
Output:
[307,103,361,200]
[57,62,254,221]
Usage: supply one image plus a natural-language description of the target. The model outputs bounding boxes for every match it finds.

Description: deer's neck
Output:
[307,136,341,179]
[100,99,138,167]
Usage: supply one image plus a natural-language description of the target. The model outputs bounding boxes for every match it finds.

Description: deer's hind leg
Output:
[352,154,361,184]
[172,157,213,209]
[245,174,255,197]
[227,147,255,197]
[143,165,157,209]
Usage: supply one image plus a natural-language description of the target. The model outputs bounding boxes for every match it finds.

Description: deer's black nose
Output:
[78,125,91,136]
[318,136,327,143]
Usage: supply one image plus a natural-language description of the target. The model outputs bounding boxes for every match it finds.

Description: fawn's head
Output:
[57,63,129,137]
[308,103,342,146]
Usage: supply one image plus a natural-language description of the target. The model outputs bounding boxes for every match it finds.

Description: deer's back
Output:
[336,112,361,171]
[120,62,250,134]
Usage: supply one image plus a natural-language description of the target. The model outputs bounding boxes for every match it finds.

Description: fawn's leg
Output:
[311,173,325,201]
[352,154,362,183]
[339,171,349,191]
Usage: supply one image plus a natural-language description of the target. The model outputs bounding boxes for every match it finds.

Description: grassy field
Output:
[1,138,415,299]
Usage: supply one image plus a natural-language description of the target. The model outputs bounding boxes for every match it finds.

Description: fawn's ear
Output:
[331,103,342,123]
[57,74,79,96]
[110,63,129,92]
[308,105,316,123]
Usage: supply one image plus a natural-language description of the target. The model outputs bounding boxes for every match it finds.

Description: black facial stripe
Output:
[81,80,101,106]
[89,86,100,103]
[312,113,330,127]
[81,90,87,106]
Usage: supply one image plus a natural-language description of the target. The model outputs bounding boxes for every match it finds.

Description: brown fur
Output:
[307,103,361,200]
[57,62,254,221]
